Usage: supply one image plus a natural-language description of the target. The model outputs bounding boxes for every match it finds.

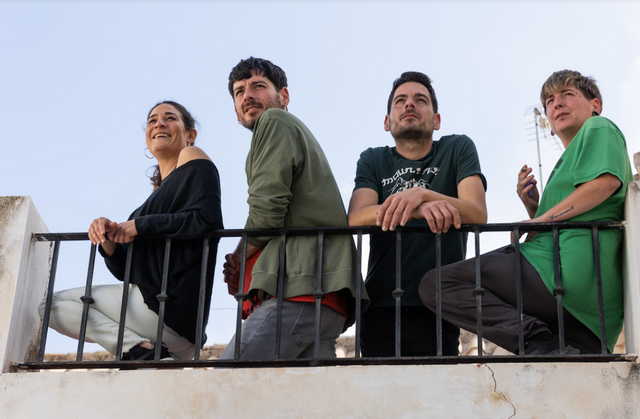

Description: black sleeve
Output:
[134,160,224,239]
[98,242,128,281]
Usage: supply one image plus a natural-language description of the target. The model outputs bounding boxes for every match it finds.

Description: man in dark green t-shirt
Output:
[348,72,487,357]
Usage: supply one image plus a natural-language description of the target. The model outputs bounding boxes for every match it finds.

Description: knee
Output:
[38,294,49,319]
[419,269,438,309]
[38,290,63,319]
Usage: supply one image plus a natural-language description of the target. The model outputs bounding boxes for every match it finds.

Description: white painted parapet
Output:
[624,182,640,358]
[0,196,51,373]
[1,363,639,418]
[2,187,640,418]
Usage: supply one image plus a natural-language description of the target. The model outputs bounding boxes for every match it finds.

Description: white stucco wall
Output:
[624,182,640,357]
[2,186,640,418]
[0,196,51,373]
[1,362,639,419]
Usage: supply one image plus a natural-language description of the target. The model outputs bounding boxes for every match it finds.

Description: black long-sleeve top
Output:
[99,159,223,344]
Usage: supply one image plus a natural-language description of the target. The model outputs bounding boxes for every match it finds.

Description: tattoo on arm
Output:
[549,206,574,221]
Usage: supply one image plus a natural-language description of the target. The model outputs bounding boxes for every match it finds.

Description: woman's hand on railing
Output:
[517,165,540,219]
[110,220,138,243]
[88,217,117,245]
[223,253,240,295]
[88,217,118,256]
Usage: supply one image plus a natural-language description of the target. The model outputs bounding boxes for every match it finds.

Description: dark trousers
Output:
[419,245,602,354]
[360,306,460,357]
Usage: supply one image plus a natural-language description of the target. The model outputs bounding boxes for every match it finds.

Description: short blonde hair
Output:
[540,70,602,114]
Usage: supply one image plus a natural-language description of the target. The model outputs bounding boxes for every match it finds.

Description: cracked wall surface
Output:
[1,362,639,418]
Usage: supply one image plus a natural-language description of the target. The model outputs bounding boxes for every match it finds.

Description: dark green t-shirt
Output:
[354,135,486,308]
[520,117,632,352]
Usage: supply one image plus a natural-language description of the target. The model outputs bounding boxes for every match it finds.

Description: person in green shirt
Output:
[220,57,368,360]
[420,70,633,355]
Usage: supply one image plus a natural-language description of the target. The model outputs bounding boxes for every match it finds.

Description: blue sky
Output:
[1,1,639,353]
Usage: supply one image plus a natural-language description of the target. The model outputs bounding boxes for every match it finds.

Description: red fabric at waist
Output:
[242,250,348,318]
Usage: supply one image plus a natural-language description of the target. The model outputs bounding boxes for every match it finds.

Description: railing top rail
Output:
[33,221,626,242]
[16,353,632,371]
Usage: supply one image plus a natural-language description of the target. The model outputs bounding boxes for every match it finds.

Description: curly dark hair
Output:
[228,57,288,97]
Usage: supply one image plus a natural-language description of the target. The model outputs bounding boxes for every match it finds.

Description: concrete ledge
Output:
[0,362,637,418]
[624,182,640,357]
[0,197,51,372]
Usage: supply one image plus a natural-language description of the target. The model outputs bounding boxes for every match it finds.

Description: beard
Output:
[240,96,283,131]
[390,121,432,144]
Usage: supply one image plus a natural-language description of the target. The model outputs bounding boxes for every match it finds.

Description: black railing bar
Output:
[313,232,325,359]
[513,227,525,356]
[34,233,89,241]
[274,232,287,359]
[193,237,211,361]
[435,233,443,357]
[233,234,249,360]
[76,243,97,362]
[592,227,608,354]
[153,239,171,360]
[37,239,61,362]
[552,227,567,353]
[394,231,403,358]
[354,231,363,359]
[32,221,625,242]
[115,243,135,361]
[206,221,625,235]
[17,353,629,371]
[36,221,624,362]
[474,228,484,356]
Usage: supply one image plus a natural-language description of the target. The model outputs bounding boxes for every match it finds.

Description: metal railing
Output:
[19,221,629,370]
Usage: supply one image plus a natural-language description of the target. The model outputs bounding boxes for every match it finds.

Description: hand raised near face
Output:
[517,165,540,219]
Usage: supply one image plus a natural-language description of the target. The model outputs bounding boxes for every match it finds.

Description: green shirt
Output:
[245,109,369,328]
[520,116,632,352]
[354,135,486,308]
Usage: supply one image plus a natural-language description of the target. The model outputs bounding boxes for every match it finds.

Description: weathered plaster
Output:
[0,363,639,419]
[624,182,640,357]
[0,197,51,372]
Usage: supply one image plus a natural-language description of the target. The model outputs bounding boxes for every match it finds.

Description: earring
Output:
[144,147,154,159]
[592,111,599,116]
[551,131,555,136]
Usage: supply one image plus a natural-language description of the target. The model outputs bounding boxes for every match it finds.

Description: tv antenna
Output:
[524,105,560,193]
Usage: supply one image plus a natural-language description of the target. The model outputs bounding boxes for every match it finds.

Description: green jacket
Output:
[244,109,369,329]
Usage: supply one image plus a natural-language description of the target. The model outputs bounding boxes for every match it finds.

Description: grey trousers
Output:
[418,245,601,354]
[220,299,346,360]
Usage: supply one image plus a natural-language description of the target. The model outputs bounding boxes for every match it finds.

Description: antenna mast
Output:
[533,107,545,193]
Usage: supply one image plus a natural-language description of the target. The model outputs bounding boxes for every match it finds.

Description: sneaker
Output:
[525,335,581,355]
[547,345,580,355]
[122,343,172,361]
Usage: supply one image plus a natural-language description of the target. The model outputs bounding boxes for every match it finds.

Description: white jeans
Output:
[39,283,195,359]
